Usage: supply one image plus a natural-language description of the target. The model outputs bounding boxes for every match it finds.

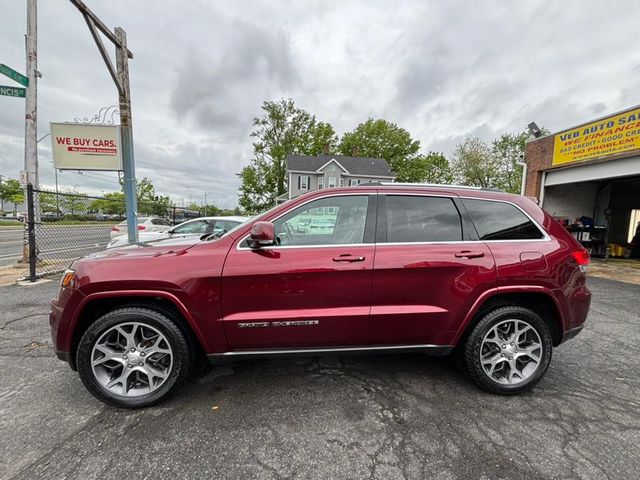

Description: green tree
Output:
[491,132,529,194]
[491,128,550,193]
[1,179,24,215]
[89,192,126,215]
[202,204,220,216]
[134,178,171,216]
[238,98,338,212]
[38,191,59,215]
[338,118,427,182]
[417,152,455,184]
[452,136,502,189]
[61,192,88,216]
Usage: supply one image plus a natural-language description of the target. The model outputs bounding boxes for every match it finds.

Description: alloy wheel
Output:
[91,322,173,397]
[479,319,542,385]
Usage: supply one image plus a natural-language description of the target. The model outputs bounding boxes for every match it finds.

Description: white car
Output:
[110,217,172,238]
[106,216,248,249]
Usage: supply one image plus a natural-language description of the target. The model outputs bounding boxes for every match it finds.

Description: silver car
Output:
[106,216,248,249]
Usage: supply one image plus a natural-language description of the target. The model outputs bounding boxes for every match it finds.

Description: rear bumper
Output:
[562,325,584,343]
[568,283,591,328]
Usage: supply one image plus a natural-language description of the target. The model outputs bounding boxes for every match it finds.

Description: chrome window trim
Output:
[235,192,551,251]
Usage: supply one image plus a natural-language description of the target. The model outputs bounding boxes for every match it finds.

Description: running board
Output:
[207,344,453,365]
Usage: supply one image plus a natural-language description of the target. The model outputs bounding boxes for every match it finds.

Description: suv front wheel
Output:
[464,306,553,394]
[76,307,191,408]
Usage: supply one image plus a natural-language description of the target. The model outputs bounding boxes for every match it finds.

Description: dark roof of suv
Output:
[287,154,394,177]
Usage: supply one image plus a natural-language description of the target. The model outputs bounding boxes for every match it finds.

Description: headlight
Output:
[60,269,76,288]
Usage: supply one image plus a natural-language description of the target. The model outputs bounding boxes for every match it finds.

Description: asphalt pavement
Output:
[0,225,112,270]
[0,228,23,266]
[1,277,638,479]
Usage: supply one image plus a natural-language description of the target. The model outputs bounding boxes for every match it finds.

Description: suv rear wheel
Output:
[76,307,191,408]
[464,306,553,394]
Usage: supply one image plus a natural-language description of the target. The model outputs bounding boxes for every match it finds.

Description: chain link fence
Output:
[25,185,201,280]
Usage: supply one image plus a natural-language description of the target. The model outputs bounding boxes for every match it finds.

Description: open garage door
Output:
[542,170,640,259]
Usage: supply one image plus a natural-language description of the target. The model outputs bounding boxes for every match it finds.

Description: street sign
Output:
[0,63,29,87]
[0,85,26,98]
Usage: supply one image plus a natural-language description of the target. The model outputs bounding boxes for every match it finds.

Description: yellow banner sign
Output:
[552,108,640,166]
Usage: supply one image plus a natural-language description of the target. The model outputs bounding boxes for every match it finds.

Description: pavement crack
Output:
[0,313,48,330]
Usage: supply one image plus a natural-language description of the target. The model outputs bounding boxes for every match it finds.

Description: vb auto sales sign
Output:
[51,123,123,171]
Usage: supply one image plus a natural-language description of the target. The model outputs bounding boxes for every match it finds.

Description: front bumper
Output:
[49,287,84,370]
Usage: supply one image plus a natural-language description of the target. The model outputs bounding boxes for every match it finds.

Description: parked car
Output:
[50,184,591,407]
[109,217,172,238]
[106,216,248,249]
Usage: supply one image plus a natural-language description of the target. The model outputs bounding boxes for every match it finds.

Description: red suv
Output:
[50,184,591,407]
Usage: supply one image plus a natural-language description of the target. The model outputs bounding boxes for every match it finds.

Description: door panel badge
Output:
[238,320,319,329]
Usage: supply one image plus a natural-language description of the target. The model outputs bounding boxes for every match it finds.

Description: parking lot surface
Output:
[1,277,638,479]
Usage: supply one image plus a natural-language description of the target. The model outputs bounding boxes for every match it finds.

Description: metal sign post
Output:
[68,0,138,243]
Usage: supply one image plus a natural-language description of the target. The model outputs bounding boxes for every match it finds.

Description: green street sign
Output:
[0,63,29,87]
[0,85,26,98]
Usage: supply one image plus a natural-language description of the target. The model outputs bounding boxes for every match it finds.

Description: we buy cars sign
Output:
[51,123,123,171]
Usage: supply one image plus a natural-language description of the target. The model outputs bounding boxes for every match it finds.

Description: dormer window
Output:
[329,164,336,171]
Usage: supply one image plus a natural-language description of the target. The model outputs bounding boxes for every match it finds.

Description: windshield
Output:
[203,203,284,241]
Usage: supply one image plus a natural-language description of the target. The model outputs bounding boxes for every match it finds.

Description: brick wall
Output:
[524,135,554,199]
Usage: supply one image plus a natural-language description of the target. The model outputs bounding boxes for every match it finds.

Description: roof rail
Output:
[355,181,382,187]
[353,182,504,192]
[383,182,505,192]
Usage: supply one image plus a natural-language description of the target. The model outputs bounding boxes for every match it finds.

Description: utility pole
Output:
[24,0,38,189]
[68,0,138,242]
[22,0,38,263]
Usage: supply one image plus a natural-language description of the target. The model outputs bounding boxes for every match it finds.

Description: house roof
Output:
[286,154,394,177]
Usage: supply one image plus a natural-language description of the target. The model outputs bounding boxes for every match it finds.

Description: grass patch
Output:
[0,220,22,227]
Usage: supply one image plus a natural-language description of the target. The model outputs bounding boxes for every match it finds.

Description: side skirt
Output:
[207,344,454,365]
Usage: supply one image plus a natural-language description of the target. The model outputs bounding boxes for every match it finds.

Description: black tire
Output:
[77,307,191,408]
[463,306,553,395]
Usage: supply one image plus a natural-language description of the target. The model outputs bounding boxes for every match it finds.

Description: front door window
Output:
[274,195,369,246]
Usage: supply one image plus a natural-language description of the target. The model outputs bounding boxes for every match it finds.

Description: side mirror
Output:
[248,221,275,248]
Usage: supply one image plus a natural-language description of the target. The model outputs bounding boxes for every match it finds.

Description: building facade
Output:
[524,104,640,258]
[283,154,395,200]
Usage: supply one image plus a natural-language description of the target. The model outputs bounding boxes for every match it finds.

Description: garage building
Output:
[524,105,640,260]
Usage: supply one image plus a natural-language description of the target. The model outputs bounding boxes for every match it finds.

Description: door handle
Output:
[333,254,366,262]
[454,251,485,259]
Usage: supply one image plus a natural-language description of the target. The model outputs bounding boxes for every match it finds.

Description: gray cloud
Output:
[169,20,299,132]
[1,0,639,207]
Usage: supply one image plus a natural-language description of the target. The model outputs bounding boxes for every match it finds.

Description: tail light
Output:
[111,227,119,232]
[571,248,590,273]
[138,225,146,230]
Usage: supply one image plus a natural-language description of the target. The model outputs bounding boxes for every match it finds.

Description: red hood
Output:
[86,236,200,260]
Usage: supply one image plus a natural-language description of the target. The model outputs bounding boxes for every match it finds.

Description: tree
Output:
[418,152,455,184]
[491,132,529,194]
[38,191,59,215]
[89,192,126,215]
[452,136,502,189]
[338,118,428,182]
[0,179,23,215]
[238,98,338,212]
[135,177,171,216]
[61,192,88,216]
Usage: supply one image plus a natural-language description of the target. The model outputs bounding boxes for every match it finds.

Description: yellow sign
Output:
[552,108,640,166]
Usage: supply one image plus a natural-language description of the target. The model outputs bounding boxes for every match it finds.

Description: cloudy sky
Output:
[1,0,638,207]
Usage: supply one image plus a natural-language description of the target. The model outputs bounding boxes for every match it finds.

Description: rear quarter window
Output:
[462,199,544,240]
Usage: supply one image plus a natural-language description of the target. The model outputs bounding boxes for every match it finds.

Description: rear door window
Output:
[383,195,462,242]
[462,199,544,240]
